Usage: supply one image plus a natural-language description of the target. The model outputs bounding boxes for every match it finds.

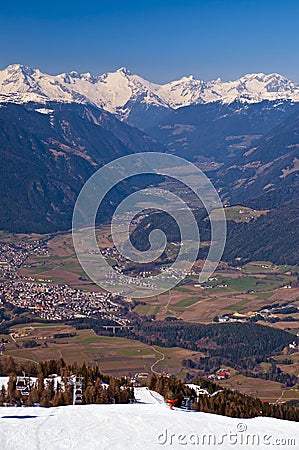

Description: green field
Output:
[1,323,203,377]
[224,298,251,312]
[210,205,268,223]
[173,287,193,293]
[134,304,152,315]
[205,273,293,292]
[173,298,200,308]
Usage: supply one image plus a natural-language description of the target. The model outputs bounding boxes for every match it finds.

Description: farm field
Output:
[0,231,49,243]
[211,205,269,223]
[0,323,203,377]
[19,232,102,292]
[215,368,286,403]
[1,322,299,403]
[135,267,299,326]
[16,228,299,326]
[271,352,299,378]
[1,230,299,404]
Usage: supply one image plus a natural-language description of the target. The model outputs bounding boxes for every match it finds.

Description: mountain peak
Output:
[68,70,80,78]
[238,72,288,82]
[116,67,131,76]
[5,63,34,76]
[1,64,299,116]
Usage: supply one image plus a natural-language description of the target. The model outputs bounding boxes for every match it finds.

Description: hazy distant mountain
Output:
[213,111,299,265]
[1,63,299,251]
[0,102,164,233]
[2,64,299,126]
[131,108,299,266]
[145,100,299,161]
[216,108,299,207]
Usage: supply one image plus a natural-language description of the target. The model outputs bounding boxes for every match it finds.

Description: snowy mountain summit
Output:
[1,64,299,119]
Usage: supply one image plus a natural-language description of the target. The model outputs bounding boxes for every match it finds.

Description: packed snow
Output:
[0,387,298,449]
[1,64,299,119]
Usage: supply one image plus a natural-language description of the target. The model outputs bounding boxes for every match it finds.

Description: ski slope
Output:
[0,387,298,449]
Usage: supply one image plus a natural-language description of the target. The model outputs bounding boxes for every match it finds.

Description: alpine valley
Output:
[0,64,298,263]
[1,65,299,416]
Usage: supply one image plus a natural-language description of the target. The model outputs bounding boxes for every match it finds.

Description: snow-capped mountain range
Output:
[1,64,299,119]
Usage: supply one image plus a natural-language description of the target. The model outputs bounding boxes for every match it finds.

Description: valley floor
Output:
[0,388,298,449]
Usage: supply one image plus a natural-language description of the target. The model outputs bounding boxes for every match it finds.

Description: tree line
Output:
[115,319,297,370]
[147,374,299,422]
[0,357,134,407]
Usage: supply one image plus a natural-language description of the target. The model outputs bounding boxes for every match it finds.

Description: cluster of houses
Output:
[0,240,48,272]
[216,302,299,324]
[0,277,128,323]
[216,311,257,323]
[0,240,128,325]
[207,369,230,381]
[0,239,129,323]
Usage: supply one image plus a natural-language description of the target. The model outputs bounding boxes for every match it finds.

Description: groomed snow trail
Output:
[0,388,298,449]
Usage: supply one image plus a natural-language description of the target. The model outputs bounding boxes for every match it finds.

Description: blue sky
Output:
[1,0,298,82]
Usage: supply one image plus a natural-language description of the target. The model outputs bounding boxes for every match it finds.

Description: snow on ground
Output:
[0,387,298,449]
[0,375,62,390]
[0,377,9,388]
